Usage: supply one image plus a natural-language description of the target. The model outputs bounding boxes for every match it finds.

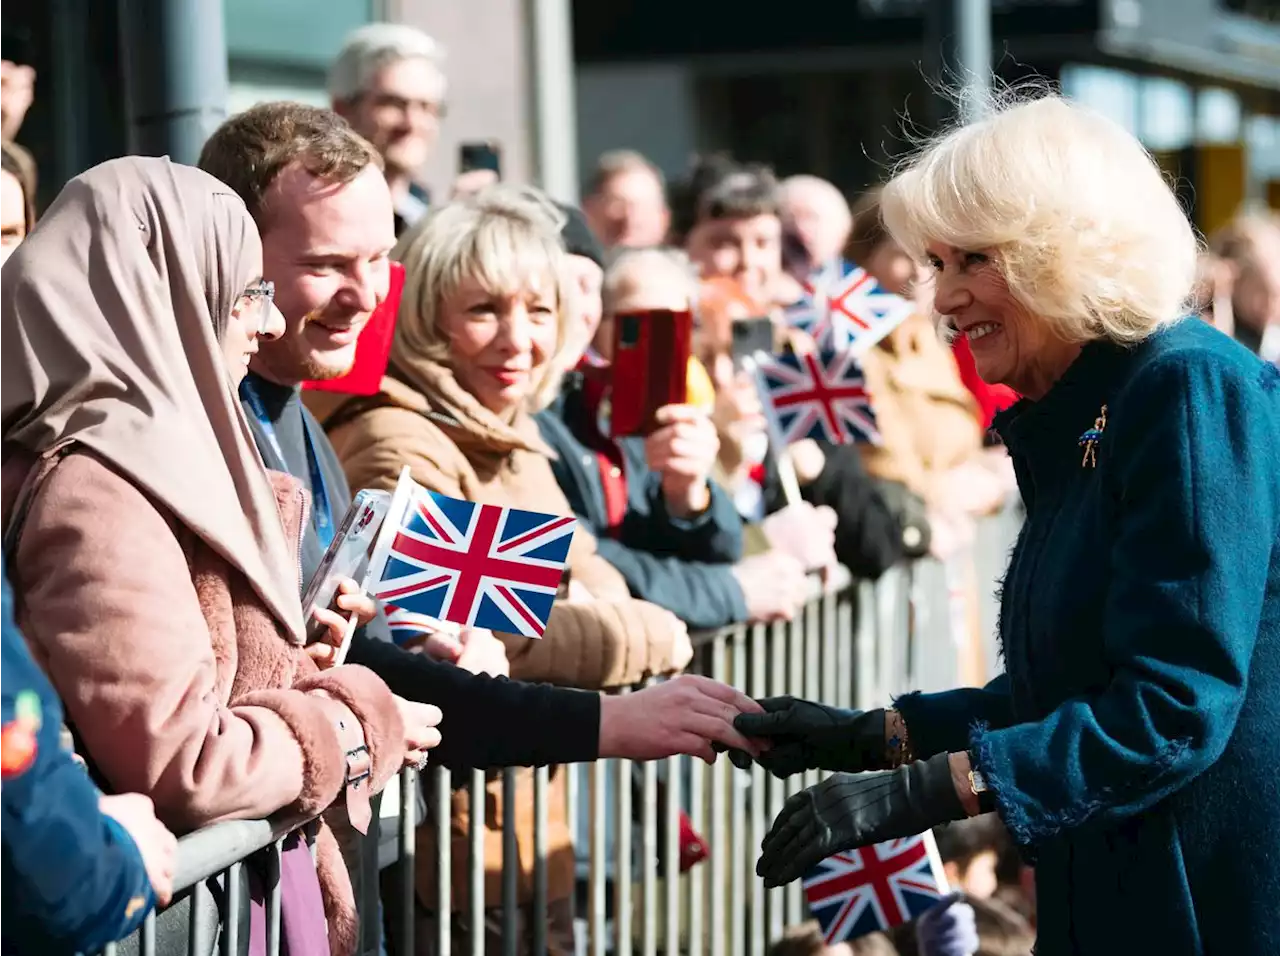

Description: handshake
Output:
[721,697,975,890]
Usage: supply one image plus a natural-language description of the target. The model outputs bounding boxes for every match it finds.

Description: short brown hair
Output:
[669,154,780,243]
[197,101,381,226]
[768,921,898,956]
[846,186,891,266]
[589,149,666,197]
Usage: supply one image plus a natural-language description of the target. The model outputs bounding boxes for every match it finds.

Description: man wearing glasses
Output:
[329,23,448,236]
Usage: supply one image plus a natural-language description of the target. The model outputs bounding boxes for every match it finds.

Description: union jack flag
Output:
[757,347,880,446]
[369,485,576,638]
[384,605,453,647]
[784,259,913,354]
[803,835,949,944]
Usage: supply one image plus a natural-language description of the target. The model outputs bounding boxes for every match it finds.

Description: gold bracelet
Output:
[885,708,916,768]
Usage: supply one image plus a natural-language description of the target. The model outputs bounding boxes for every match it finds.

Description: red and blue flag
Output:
[757,347,880,446]
[370,486,575,639]
[803,835,949,944]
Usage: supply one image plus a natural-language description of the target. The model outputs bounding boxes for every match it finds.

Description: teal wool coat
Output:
[896,320,1280,956]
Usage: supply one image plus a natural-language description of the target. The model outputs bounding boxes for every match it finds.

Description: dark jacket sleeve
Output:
[892,674,1017,760]
[1,570,155,953]
[345,630,601,771]
[971,353,1280,847]
[799,441,904,579]
[617,460,745,564]
[594,537,749,630]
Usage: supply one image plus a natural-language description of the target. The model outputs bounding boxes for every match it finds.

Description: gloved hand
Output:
[756,752,967,887]
[727,697,889,778]
[916,893,979,956]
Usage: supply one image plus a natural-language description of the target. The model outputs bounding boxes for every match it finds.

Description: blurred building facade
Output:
[4,0,1277,232]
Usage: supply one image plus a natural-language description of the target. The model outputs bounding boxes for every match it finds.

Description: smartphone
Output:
[459,141,502,176]
[302,489,393,645]
[303,261,405,397]
[609,309,693,437]
[731,316,777,368]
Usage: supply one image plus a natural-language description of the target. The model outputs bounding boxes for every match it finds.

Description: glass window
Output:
[224,0,375,69]
[1139,77,1193,152]
[1197,87,1242,144]
[1061,64,1140,134]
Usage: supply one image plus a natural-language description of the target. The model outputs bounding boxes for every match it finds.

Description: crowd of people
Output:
[2,17,1278,956]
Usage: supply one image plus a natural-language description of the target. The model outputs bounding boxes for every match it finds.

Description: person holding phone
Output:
[541,243,814,627]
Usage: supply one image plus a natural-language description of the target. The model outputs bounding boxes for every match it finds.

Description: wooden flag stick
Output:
[742,351,804,508]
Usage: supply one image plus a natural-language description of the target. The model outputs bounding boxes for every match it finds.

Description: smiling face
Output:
[251,162,396,385]
[926,242,1081,399]
[684,213,782,306]
[437,272,560,416]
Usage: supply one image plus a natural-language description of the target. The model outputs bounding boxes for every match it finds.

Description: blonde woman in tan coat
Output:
[311,185,693,954]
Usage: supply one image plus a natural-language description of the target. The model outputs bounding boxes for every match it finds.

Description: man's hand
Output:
[455,628,510,678]
[100,793,177,907]
[598,675,767,764]
[761,502,838,572]
[306,579,377,669]
[393,696,443,769]
[731,551,810,622]
[646,404,719,517]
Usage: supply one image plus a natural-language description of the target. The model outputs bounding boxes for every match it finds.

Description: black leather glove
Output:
[755,752,968,887]
[728,697,889,778]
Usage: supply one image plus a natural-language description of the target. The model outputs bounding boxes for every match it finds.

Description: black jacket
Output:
[536,388,750,630]
[239,374,600,771]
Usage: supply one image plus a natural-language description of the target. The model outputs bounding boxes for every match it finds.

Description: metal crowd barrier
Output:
[99,509,1022,956]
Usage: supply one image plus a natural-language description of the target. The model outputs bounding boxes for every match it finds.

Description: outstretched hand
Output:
[598,675,769,764]
[725,696,889,778]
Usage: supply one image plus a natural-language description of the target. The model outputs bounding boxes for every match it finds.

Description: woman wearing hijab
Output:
[1,156,416,954]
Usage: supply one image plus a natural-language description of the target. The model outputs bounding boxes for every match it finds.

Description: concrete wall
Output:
[389,0,535,198]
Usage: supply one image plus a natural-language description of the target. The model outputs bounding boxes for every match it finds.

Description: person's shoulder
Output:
[1121,319,1278,408]
[1110,321,1280,469]
[1134,319,1271,382]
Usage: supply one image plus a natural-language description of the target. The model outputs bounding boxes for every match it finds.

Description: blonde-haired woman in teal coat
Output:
[734,92,1280,956]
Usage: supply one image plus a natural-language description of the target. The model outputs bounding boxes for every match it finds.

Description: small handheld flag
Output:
[803,833,950,944]
[757,347,880,446]
[785,259,913,355]
[365,474,576,639]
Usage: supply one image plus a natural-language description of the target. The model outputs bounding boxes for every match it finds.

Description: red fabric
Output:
[951,335,1019,428]
[595,449,629,537]
[679,813,710,871]
[303,262,405,397]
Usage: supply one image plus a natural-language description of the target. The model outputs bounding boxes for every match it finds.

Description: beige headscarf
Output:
[1,155,305,642]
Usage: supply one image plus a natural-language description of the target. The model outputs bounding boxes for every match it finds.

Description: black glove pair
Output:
[728,696,891,777]
[730,696,967,888]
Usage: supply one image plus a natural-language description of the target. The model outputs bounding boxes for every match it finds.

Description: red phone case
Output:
[609,309,692,437]
[303,261,406,397]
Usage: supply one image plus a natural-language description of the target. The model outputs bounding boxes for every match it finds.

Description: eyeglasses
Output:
[235,280,275,334]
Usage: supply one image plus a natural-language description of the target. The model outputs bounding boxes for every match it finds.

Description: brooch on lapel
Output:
[1078,404,1107,468]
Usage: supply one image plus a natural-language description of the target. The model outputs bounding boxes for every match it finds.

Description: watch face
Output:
[969,769,989,793]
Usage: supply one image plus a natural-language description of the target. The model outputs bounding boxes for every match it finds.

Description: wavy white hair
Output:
[881,91,1200,344]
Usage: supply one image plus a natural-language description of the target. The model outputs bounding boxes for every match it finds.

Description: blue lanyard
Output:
[241,378,334,550]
